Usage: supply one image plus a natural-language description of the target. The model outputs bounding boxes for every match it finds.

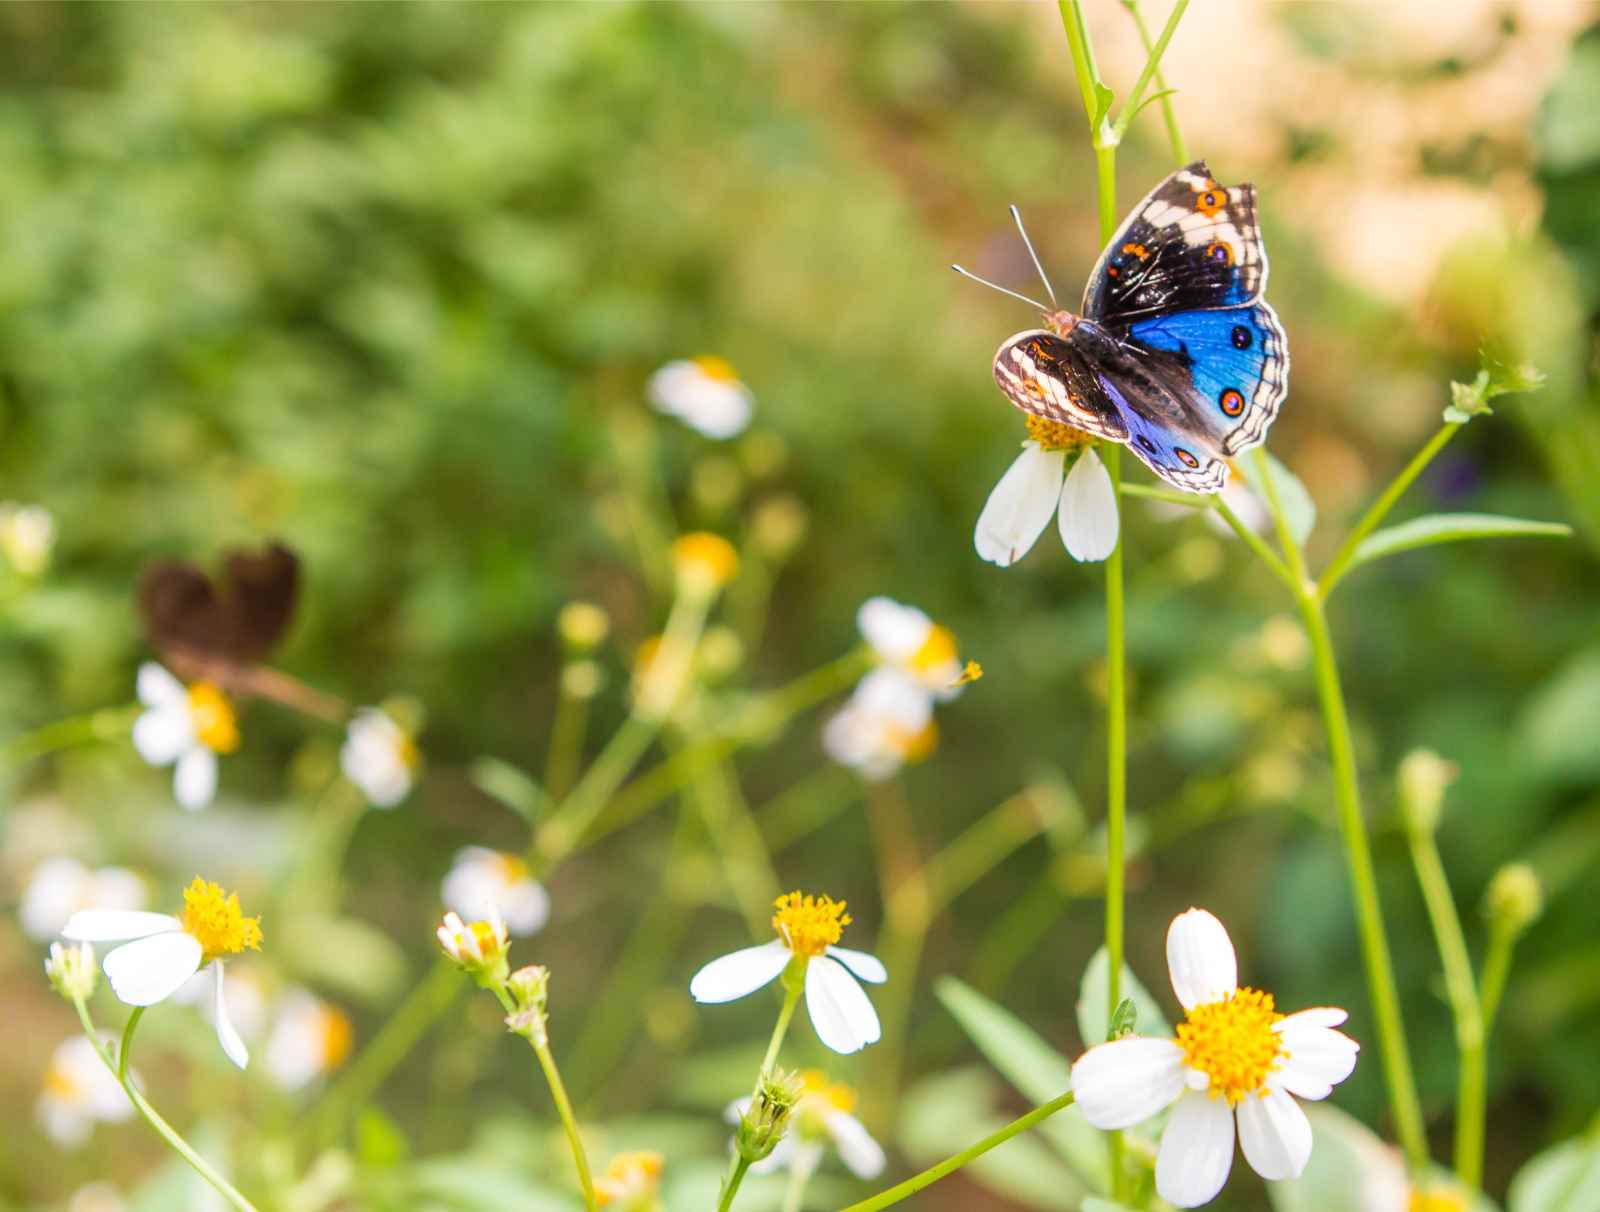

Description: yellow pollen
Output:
[1175,987,1284,1106]
[691,355,740,383]
[318,1005,354,1070]
[187,683,240,754]
[43,1062,80,1100]
[950,659,983,689]
[469,921,501,952]
[1024,414,1095,453]
[178,877,263,963]
[909,624,958,676]
[595,1151,664,1207]
[772,891,851,957]
[800,1069,858,1114]
[672,532,739,588]
[1409,1189,1469,1212]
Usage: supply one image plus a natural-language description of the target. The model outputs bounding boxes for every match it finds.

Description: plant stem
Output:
[1122,0,1188,161]
[835,1091,1077,1212]
[721,978,804,1212]
[544,668,592,802]
[533,1035,599,1210]
[73,997,262,1212]
[781,1157,818,1212]
[1478,920,1518,1034]
[1213,494,1299,592]
[1110,0,1190,143]
[718,1157,754,1212]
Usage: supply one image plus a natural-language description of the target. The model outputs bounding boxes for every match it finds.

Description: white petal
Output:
[1167,908,1238,1011]
[1070,1036,1186,1129]
[1274,1006,1347,1031]
[974,443,1064,567]
[828,1110,887,1178]
[174,747,218,810]
[504,881,551,937]
[826,945,887,984]
[1155,1091,1237,1208]
[1237,1086,1313,1181]
[804,955,881,1054]
[856,597,930,663]
[1058,448,1120,562]
[102,932,204,1006]
[689,941,791,1004]
[136,662,186,707]
[1272,1014,1359,1101]
[213,963,249,1070]
[132,705,192,766]
[62,911,182,942]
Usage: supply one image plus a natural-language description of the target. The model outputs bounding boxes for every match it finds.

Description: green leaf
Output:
[279,913,409,1004]
[1076,947,1171,1047]
[1510,1134,1600,1212]
[468,756,551,824]
[1349,513,1572,572]
[1092,82,1116,127]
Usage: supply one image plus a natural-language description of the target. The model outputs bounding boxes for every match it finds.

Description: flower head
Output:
[1070,908,1359,1207]
[733,1069,886,1180]
[594,1151,664,1211]
[648,357,754,439]
[822,668,938,782]
[689,889,886,1055]
[45,941,99,1003]
[672,531,740,594]
[341,707,420,808]
[733,1069,803,1164]
[21,858,146,942]
[441,847,551,938]
[35,1036,132,1148]
[265,989,353,1092]
[437,910,510,985]
[132,662,240,810]
[975,421,1118,566]
[61,878,262,1069]
[856,597,969,699]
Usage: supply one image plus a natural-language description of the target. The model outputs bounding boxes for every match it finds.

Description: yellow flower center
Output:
[1409,1190,1468,1212]
[187,683,240,754]
[492,852,531,884]
[178,877,263,963]
[672,532,739,589]
[43,1061,80,1101]
[1175,986,1284,1105]
[692,355,740,384]
[772,891,851,957]
[886,719,938,763]
[595,1151,664,1208]
[909,624,958,676]
[1025,414,1095,453]
[800,1069,858,1114]
[318,1005,354,1070]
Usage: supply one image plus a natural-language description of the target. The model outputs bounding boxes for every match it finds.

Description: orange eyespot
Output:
[1196,188,1227,217]
[1121,242,1150,261]
[1204,241,1235,268]
[1176,448,1201,468]
[1220,388,1245,417]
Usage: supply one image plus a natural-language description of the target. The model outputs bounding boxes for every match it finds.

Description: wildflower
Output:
[594,1151,664,1211]
[672,531,740,595]
[732,1069,803,1163]
[441,847,551,937]
[437,910,511,986]
[690,891,886,1055]
[730,1070,885,1180]
[822,668,938,781]
[62,877,264,1069]
[856,597,967,698]
[0,501,56,576]
[20,857,145,942]
[132,662,239,810]
[648,357,754,439]
[264,989,354,1092]
[1071,908,1359,1207]
[341,707,420,808]
[45,941,99,1003]
[35,1036,132,1148]
[975,419,1117,566]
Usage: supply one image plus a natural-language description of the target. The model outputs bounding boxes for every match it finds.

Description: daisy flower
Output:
[975,418,1118,566]
[20,857,145,942]
[690,891,886,1055]
[341,707,420,808]
[62,877,264,1070]
[648,357,754,439]
[35,1035,133,1148]
[593,1151,664,1211]
[441,847,551,937]
[1071,908,1359,1207]
[729,1070,885,1181]
[856,597,966,699]
[264,988,354,1092]
[822,668,938,782]
[132,662,239,810]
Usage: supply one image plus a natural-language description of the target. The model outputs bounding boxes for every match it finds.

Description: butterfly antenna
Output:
[950,264,1050,312]
[1009,205,1058,308]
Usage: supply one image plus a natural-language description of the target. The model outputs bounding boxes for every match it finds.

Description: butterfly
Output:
[138,541,301,684]
[957,161,1288,493]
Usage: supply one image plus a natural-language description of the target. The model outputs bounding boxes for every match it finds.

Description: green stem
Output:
[1110,0,1190,143]
[718,1157,754,1212]
[1478,920,1518,1035]
[544,670,592,802]
[533,1036,599,1211]
[1213,493,1299,592]
[1102,442,1129,1201]
[0,703,140,771]
[73,997,261,1212]
[836,1091,1077,1212]
[721,979,804,1212]
[1122,0,1188,161]
[1318,423,1462,600]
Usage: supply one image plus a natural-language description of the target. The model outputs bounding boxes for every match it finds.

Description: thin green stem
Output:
[1057,0,1107,131]
[1214,493,1299,591]
[533,1037,599,1211]
[1123,0,1188,161]
[544,671,592,802]
[1318,423,1463,600]
[721,979,804,1212]
[718,1157,754,1212]
[0,703,139,771]
[836,1091,1077,1212]
[1478,920,1518,1035]
[1103,442,1128,1201]
[1110,0,1190,143]
[73,997,261,1212]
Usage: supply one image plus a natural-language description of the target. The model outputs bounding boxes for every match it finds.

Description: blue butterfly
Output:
[961,161,1288,493]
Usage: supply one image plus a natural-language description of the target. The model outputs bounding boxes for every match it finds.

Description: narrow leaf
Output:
[468,756,550,823]
[1350,513,1571,571]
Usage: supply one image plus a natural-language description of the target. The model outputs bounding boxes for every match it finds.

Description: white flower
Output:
[0,501,56,576]
[822,668,937,782]
[35,1035,132,1148]
[264,989,353,1092]
[441,847,550,937]
[648,357,754,439]
[62,877,265,1070]
[67,1184,127,1212]
[975,442,1118,566]
[19,857,146,942]
[132,662,239,810]
[340,708,419,808]
[175,960,270,1045]
[1070,908,1359,1207]
[436,909,510,974]
[729,1070,886,1180]
[689,891,886,1055]
[856,597,965,698]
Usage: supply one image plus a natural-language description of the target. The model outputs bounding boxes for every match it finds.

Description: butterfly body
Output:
[990,161,1288,492]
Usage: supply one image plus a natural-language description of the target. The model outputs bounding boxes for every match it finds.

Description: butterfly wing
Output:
[992,329,1129,445]
[139,542,300,679]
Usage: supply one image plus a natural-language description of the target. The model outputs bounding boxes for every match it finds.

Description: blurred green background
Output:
[2,3,1598,1210]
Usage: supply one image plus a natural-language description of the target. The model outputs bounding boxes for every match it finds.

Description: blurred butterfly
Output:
[956,160,1288,492]
[139,541,301,683]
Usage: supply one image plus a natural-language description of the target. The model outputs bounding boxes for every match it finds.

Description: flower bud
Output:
[1398,749,1457,835]
[437,911,510,987]
[505,964,551,1046]
[735,1069,802,1163]
[672,532,739,596]
[558,602,611,653]
[44,941,97,1002]
[749,495,809,561]
[697,626,744,681]
[1483,863,1542,937]
[562,659,606,701]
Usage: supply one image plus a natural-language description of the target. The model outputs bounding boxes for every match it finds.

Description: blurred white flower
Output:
[340,708,418,808]
[264,989,353,1092]
[0,501,56,576]
[975,441,1118,566]
[1071,908,1359,1208]
[822,668,936,782]
[593,1151,663,1210]
[63,877,264,1070]
[132,662,239,810]
[35,1036,132,1148]
[856,597,965,698]
[729,1070,885,1180]
[441,847,550,937]
[19,857,145,942]
[648,357,753,439]
[436,909,510,975]
[690,891,885,1055]
[67,1183,127,1212]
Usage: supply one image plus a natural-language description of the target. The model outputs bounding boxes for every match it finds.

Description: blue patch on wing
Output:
[1095,370,1224,492]
[1128,304,1287,451]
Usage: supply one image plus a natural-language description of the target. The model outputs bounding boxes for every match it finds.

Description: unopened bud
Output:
[736,1069,802,1163]
[749,495,808,560]
[1398,749,1457,835]
[1484,863,1542,936]
[672,532,739,596]
[562,659,605,701]
[698,626,744,681]
[44,941,97,1002]
[505,964,550,1045]
[558,602,611,653]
